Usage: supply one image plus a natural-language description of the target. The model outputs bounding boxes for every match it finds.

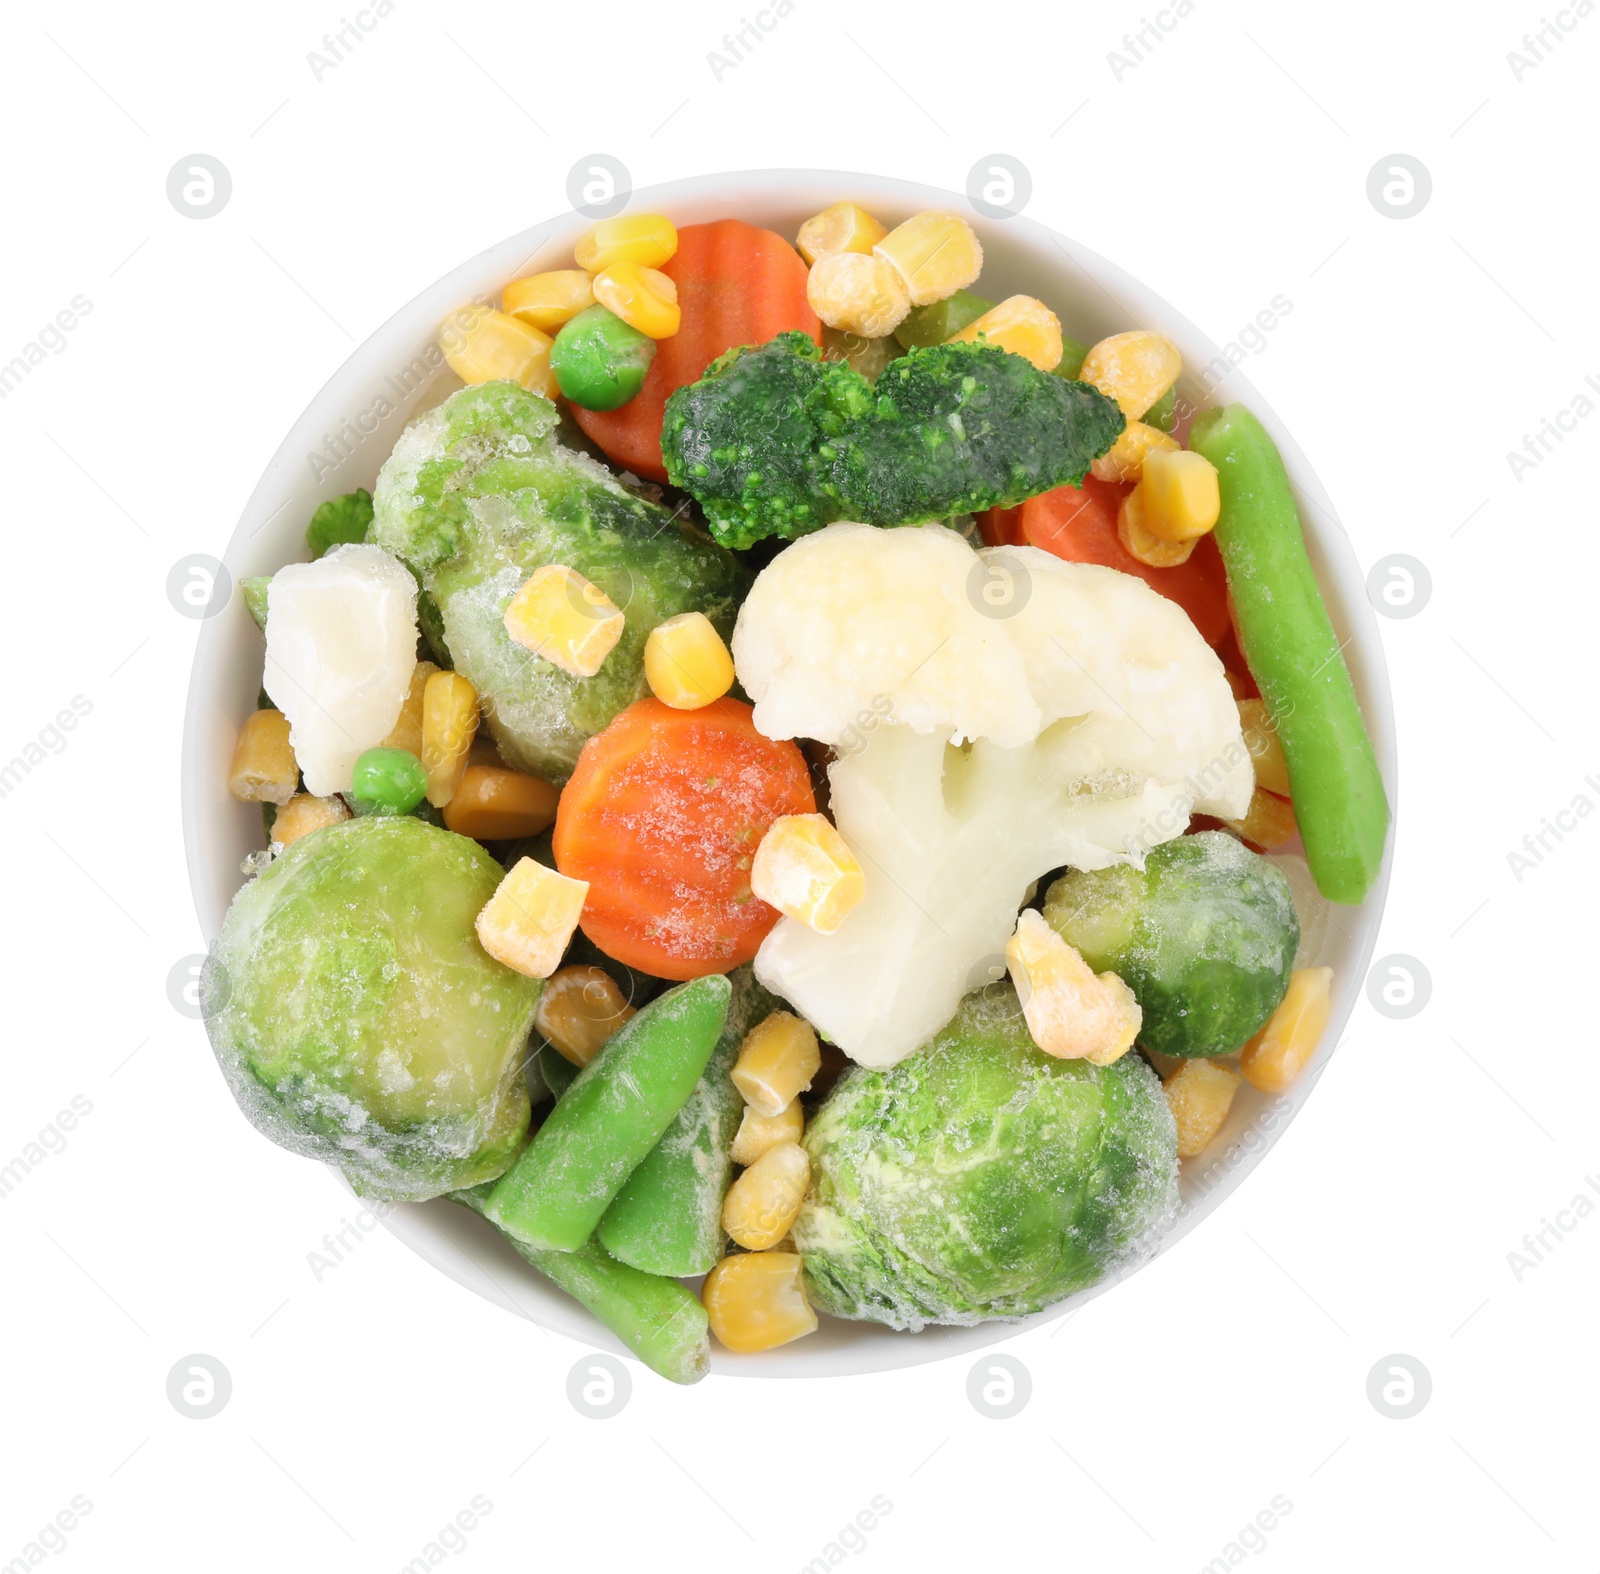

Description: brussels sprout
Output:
[1043,830,1298,1059]
[370,380,746,781]
[204,816,541,1201]
[793,985,1177,1330]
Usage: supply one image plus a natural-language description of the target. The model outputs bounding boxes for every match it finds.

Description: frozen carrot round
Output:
[553,697,816,980]
[569,220,821,483]
[1188,404,1389,904]
[1002,478,1231,646]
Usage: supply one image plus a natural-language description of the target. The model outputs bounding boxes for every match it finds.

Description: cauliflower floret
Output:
[263,544,419,796]
[734,523,1253,1068]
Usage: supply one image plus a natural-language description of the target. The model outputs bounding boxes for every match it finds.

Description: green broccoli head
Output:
[661,333,1124,550]
[793,984,1178,1329]
[370,381,746,780]
[204,816,541,1201]
[1043,831,1299,1058]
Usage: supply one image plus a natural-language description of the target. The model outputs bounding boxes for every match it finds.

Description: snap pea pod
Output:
[450,1185,709,1385]
[485,975,731,1252]
[1187,404,1389,904]
[597,966,780,1276]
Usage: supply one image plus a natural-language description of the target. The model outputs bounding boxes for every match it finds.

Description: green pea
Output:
[349,747,428,814]
[550,305,656,411]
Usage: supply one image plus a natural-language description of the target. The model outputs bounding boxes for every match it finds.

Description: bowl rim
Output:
[183,166,1396,1379]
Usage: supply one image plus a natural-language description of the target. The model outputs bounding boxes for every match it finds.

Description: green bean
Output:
[450,1185,708,1385]
[1055,333,1090,382]
[1188,404,1389,903]
[242,576,271,629]
[485,975,731,1251]
[597,966,779,1276]
[537,1041,579,1102]
[894,290,994,350]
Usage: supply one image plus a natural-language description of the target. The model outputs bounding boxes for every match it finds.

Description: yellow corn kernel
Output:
[502,269,594,333]
[574,214,678,273]
[270,792,350,849]
[1006,909,1141,1064]
[949,295,1064,373]
[1225,788,1297,851]
[381,660,440,757]
[1119,485,1196,568]
[475,857,589,979]
[442,764,560,841]
[873,210,983,307]
[229,709,299,804]
[1237,699,1290,797]
[1141,447,1221,543]
[1240,967,1334,1092]
[1164,1059,1243,1158]
[732,1011,821,1117]
[439,306,556,398]
[1079,330,1183,418]
[592,261,681,340]
[421,670,480,808]
[729,1099,805,1167]
[750,813,866,935]
[797,202,888,266]
[536,964,636,1066]
[503,564,625,678]
[644,611,735,709]
[722,1141,810,1251]
[702,1249,817,1353]
[1089,420,1182,484]
[806,251,911,339]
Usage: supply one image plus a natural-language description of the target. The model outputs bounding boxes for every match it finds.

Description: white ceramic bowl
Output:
[183,169,1395,1378]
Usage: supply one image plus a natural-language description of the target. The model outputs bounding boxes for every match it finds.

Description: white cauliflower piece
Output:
[735,523,1252,1068]
[263,544,419,796]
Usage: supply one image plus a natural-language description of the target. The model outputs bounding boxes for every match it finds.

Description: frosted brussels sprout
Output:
[1043,830,1298,1059]
[370,381,745,781]
[794,985,1177,1330]
[204,817,541,1200]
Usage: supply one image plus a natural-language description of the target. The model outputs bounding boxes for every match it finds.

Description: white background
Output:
[1,0,1594,1569]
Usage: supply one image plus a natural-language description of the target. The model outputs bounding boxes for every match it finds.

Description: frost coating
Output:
[794,984,1178,1330]
[1044,831,1299,1059]
[370,381,744,781]
[263,543,419,795]
[739,523,1252,1066]
[204,817,541,1201]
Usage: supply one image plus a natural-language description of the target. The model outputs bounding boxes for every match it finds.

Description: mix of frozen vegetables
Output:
[208,196,1389,1382]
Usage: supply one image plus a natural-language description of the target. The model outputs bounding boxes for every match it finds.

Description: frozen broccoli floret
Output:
[371,381,745,780]
[1043,830,1299,1059]
[307,488,374,558]
[204,816,541,1201]
[793,984,1178,1330]
[661,332,1124,549]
